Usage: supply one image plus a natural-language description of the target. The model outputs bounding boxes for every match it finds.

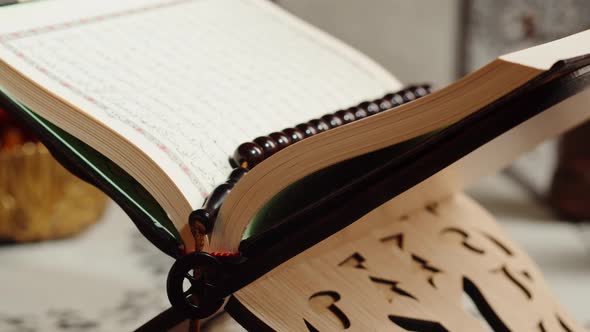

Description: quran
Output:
[1,0,590,331]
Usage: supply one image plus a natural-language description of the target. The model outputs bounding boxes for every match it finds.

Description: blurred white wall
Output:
[281,0,461,87]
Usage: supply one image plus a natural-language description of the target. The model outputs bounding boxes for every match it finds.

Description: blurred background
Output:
[2,0,590,331]
[282,0,590,85]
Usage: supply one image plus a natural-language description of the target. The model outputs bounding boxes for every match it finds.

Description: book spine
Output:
[190,84,433,253]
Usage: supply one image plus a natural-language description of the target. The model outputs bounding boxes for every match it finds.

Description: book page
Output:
[501,29,590,70]
[0,0,401,209]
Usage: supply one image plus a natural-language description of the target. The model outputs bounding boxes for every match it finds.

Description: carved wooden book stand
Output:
[227,193,582,331]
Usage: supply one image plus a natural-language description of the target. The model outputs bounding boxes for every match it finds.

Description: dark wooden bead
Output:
[413,85,430,97]
[359,101,380,116]
[295,123,318,137]
[202,182,233,218]
[386,93,404,107]
[253,136,278,157]
[402,89,417,102]
[334,110,356,124]
[269,132,292,150]
[349,106,368,120]
[189,209,212,234]
[378,99,394,111]
[190,180,233,233]
[206,182,233,210]
[232,142,264,168]
[228,167,248,184]
[283,128,305,143]
[321,114,344,128]
[308,119,330,133]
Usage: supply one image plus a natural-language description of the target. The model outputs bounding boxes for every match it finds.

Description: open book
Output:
[1,0,590,330]
[0,0,403,255]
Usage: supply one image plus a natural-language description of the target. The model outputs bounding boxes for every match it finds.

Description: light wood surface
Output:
[232,193,582,331]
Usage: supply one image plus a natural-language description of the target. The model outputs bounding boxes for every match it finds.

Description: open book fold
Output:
[1,0,590,330]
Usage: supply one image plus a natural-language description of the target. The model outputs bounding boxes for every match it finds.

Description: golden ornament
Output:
[0,142,107,242]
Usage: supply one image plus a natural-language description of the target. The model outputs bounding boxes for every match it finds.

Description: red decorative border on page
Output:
[0,0,390,204]
[0,0,210,198]
[0,0,191,42]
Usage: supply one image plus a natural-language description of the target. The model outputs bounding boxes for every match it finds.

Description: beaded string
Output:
[189,84,432,255]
